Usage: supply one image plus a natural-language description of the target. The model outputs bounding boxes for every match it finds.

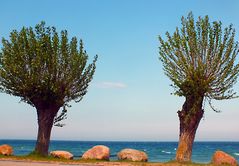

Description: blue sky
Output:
[0,0,239,141]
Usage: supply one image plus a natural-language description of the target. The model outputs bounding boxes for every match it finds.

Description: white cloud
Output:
[95,82,127,89]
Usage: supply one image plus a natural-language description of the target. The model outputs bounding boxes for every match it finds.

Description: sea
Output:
[0,140,239,163]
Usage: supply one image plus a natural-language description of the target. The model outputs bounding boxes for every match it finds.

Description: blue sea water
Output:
[0,140,239,163]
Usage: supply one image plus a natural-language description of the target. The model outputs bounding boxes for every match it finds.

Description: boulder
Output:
[0,144,13,156]
[82,145,110,160]
[212,150,238,166]
[50,150,73,160]
[117,148,148,162]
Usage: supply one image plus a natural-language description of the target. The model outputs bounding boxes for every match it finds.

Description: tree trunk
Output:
[175,95,204,162]
[34,106,59,156]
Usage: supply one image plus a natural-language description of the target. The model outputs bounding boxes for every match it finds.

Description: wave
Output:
[162,150,171,154]
[234,153,239,156]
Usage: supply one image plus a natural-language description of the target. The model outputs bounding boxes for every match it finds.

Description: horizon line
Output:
[1,138,239,142]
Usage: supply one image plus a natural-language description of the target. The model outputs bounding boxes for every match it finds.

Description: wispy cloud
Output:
[95,82,127,89]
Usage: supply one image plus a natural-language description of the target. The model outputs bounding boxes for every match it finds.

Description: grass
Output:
[164,160,213,166]
[0,155,221,166]
[0,154,111,163]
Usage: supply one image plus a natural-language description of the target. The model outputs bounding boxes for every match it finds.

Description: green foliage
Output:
[159,12,239,110]
[0,21,97,111]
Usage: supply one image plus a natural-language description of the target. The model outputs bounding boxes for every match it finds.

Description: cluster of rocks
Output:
[49,145,148,162]
[0,144,238,165]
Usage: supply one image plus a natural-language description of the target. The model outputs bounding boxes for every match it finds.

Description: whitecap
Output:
[162,150,171,154]
[234,153,239,156]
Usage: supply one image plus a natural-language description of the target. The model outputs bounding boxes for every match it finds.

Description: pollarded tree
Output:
[158,12,239,162]
[0,22,97,156]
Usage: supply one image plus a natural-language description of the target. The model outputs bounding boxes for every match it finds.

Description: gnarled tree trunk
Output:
[34,106,59,156]
[175,95,204,162]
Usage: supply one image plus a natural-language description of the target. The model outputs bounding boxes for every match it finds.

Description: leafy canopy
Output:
[159,12,239,109]
[0,22,97,110]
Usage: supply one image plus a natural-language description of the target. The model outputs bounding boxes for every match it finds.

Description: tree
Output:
[0,22,98,156]
[158,12,239,162]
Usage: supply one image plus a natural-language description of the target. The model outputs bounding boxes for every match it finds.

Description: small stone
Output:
[212,150,238,166]
[117,148,148,162]
[50,150,73,160]
[82,145,110,160]
[0,144,13,156]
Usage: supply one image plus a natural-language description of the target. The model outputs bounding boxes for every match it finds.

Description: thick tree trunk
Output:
[34,106,59,156]
[175,95,204,162]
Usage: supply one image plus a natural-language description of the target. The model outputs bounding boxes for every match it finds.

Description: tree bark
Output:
[34,106,59,156]
[175,95,204,162]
